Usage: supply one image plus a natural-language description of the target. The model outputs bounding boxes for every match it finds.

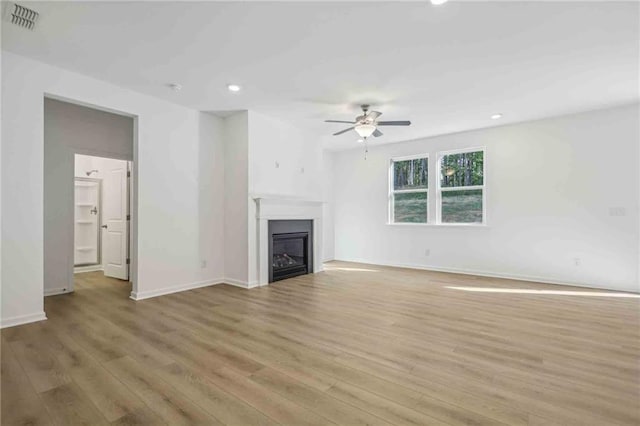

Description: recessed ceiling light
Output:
[167,83,182,92]
[227,84,242,92]
[491,113,503,120]
[357,139,364,143]
[431,0,449,5]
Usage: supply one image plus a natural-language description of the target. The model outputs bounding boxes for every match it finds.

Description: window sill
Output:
[386,222,489,228]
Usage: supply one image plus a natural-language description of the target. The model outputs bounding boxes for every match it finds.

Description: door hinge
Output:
[127,171,131,178]
[126,258,130,265]
[126,214,130,221]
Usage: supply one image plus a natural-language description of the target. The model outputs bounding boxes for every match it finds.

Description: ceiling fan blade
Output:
[333,126,355,136]
[325,120,356,124]
[373,128,383,137]
[377,120,411,126]
[365,111,382,121]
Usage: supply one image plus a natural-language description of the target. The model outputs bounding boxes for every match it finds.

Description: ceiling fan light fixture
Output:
[325,104,410,139]
[355,124,376,138]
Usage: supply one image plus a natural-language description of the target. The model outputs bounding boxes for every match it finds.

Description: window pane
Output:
[441,189,483,223]
[394,192,427,223]
[394,158,428,190]
[440,151,483,188]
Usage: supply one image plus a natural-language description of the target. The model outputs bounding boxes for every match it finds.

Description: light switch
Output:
[609,207,626,217]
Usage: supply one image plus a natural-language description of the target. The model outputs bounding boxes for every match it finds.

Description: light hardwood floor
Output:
[2,261,639,425]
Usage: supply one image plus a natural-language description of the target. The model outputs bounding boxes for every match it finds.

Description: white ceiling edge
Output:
[324,100,640,153]
[21,0,640,2]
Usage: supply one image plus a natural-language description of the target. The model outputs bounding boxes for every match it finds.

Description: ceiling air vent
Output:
[5,2,39,30]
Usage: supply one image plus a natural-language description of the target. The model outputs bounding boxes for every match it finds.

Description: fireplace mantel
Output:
[252,195,324,286]
[253,195,324,220]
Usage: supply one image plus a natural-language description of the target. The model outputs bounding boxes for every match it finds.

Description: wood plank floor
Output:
[2,261,639,425]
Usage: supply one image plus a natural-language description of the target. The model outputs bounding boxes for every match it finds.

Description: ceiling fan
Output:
[324,104,411,139]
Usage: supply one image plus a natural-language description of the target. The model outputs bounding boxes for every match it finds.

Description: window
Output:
[438,148,485,224]
[390,155,429,223]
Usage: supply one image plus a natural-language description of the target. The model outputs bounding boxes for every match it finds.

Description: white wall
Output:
[0,27,3,327]
[331,105,640,292]
[198,112,226,285]
[223,111,249,285]
[248,111,323,198]
[134,109,225,299]
[322,150,335,262]
[75,154,125,182]
[1,51,226,326]
[0,24,3,326]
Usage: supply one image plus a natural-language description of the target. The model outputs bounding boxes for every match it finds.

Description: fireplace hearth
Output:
[268,220,313,283]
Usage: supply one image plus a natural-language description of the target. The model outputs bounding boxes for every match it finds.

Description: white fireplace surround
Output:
[253,195,324,286]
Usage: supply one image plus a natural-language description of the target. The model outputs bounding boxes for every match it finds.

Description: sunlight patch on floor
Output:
[446,286,640,298]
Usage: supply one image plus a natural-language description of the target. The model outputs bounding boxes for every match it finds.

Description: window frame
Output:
[436,147,487,226]
[389,153,430,224]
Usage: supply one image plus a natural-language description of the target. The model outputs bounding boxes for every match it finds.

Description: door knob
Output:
[101,225,107,229]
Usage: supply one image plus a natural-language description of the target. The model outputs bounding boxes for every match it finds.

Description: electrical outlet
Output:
[424,249,431,256]
[609,207,626,217]
[200,260,207,268]
[275,161,280,169]
[573,257,581,267]
[300,167,305,174]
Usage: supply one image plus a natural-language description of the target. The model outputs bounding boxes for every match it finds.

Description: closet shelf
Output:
[76,220,95,224]
[75,247,96,252]
[77,203,95,207]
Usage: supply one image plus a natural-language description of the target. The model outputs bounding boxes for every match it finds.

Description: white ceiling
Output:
[3,1,638,150]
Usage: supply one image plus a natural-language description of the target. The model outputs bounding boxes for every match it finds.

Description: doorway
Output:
[43,97,136,298]
[74,154,131,281]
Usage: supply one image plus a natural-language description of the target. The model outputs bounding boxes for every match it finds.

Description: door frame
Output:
[44,93,139,298]
[69,151,135,293]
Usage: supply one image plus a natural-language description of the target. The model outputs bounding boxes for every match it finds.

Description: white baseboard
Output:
[223,277,259,289]
[1,311,47,329]
[44,287,72,297]
[130,272,321,300]
[332,258,640,293]
[130,278,225,301]
[74,265,104,274]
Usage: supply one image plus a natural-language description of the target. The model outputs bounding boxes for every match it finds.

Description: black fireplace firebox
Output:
[268,220,313,283]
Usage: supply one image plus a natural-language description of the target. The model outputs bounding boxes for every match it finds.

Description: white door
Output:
[103,160,129,280]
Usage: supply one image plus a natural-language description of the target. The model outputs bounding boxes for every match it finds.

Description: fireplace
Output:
[268,220,313,283]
